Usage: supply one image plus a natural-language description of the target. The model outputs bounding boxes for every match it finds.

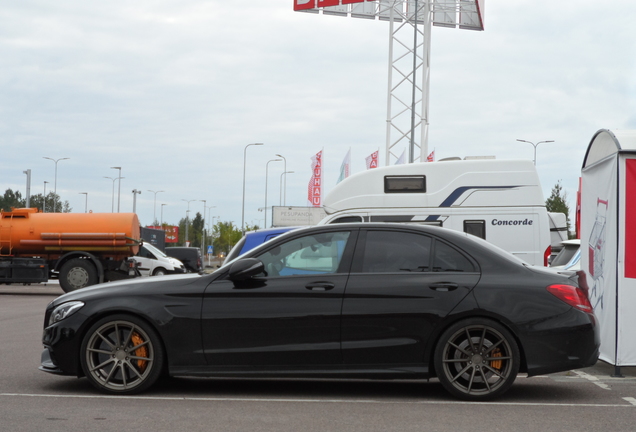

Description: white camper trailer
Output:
[319,159,552,266]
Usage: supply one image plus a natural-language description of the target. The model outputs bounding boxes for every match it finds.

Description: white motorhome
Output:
[319,159,552,266]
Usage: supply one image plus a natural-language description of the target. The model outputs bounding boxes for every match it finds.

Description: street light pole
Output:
[79,192,88,213]
[110,167,122,212]
[182,199,196,246]
[516,139,555,166]
[200,199,207,256]
[280,171,294,207]
[242,143,264,234]
[160,204,167,229]
[208,215,220,266]
[275,154,287,205]
[43,181,49,213]
[43,157,70,212]
[104,177,124,213]
[265,158,282,228]
[132,189,142,214]
[148,190,164,225]
[23,169,31,208]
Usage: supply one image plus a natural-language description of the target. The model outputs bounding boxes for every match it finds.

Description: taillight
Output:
[546,284,593,312]
[544,245,552,267]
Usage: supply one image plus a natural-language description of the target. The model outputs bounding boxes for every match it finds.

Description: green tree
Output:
[1,189,72,213]
[177,217,190,246]
[191,212,204,248]
[177,212,204,246]
[545,180,571,237]
[212,221,243,255]
[0,189,24,211]
[29,192,72,213]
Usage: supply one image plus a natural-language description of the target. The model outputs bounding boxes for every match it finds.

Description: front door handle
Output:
[429,283,459,292]
[305,282,335,291]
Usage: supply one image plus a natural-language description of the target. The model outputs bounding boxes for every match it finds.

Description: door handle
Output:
[429,283,459,292]
[305,282,335,291]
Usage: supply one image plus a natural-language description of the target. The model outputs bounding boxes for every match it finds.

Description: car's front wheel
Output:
[152,268,166,276]
[434,318,520,401]
[80,314,164,394]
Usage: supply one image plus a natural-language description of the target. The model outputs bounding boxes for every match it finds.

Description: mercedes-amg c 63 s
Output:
[41,224,599,400]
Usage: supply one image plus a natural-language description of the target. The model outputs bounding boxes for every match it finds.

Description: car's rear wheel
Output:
[434,318,520,401]
[80,314,164,394]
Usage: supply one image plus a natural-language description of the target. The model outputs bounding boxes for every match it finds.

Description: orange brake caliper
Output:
[490,348,502,370]
[130,332,148,372]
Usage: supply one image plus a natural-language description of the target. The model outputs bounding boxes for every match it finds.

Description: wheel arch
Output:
[75,309,169,378]
[55,252,104,284]
[152,267,167,276]
[425,310,528,378]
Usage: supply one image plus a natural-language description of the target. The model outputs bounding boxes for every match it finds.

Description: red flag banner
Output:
[427,150,435,162]
[308,150,323,207]
[365,150,379,169]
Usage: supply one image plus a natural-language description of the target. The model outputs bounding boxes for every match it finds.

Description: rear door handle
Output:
[429,283,459,292]
[305,282,335,291]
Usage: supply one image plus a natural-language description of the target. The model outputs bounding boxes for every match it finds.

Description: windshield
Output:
[225,237,246,263]
[142,242,168,258]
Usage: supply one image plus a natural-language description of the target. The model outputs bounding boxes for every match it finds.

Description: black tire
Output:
[152,268,166,276]
[80,314,164,395]
[59,258,98,293]
[434,318,520,401]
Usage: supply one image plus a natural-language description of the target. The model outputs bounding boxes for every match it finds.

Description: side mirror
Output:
[228,258,264,281]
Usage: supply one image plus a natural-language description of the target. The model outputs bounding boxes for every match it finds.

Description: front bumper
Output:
[40,313,86,377]
[170,266,187,274]
[39,347,66,375]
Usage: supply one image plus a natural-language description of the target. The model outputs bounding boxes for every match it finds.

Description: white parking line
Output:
[1,393,635,408]
[572,370,611,390]
[623,397,636,406]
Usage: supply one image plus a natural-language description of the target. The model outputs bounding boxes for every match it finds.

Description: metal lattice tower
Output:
[294,0,485,165]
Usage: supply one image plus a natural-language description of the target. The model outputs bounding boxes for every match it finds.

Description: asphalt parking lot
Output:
[1,284,635,432]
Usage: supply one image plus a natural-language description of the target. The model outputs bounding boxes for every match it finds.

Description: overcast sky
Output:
[1,0,634,229]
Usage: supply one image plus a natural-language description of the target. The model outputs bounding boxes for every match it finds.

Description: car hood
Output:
[49,273,206,307]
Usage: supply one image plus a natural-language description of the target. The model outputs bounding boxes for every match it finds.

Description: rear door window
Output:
[433,241,476,272]
[360,230,432,273]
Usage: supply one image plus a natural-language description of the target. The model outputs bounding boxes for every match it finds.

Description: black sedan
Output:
[40,223,599,400]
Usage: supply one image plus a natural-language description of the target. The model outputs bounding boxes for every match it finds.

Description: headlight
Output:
[48,301,84,326]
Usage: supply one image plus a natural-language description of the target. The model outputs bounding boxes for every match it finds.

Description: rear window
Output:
[551,244,580,267]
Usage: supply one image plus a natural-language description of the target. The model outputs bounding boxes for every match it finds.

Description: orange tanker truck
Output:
[0,208,142,292]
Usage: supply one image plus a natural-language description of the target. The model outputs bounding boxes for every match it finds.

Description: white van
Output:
[133,242,186,276]
[319,158,552,266]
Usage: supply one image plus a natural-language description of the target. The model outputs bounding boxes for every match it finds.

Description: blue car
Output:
[225,227,299,262]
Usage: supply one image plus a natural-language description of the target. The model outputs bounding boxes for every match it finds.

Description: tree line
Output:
[0,188,71,213]
[161,213,259,255]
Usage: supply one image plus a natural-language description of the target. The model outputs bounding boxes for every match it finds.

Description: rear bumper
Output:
[523,310,600,376]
